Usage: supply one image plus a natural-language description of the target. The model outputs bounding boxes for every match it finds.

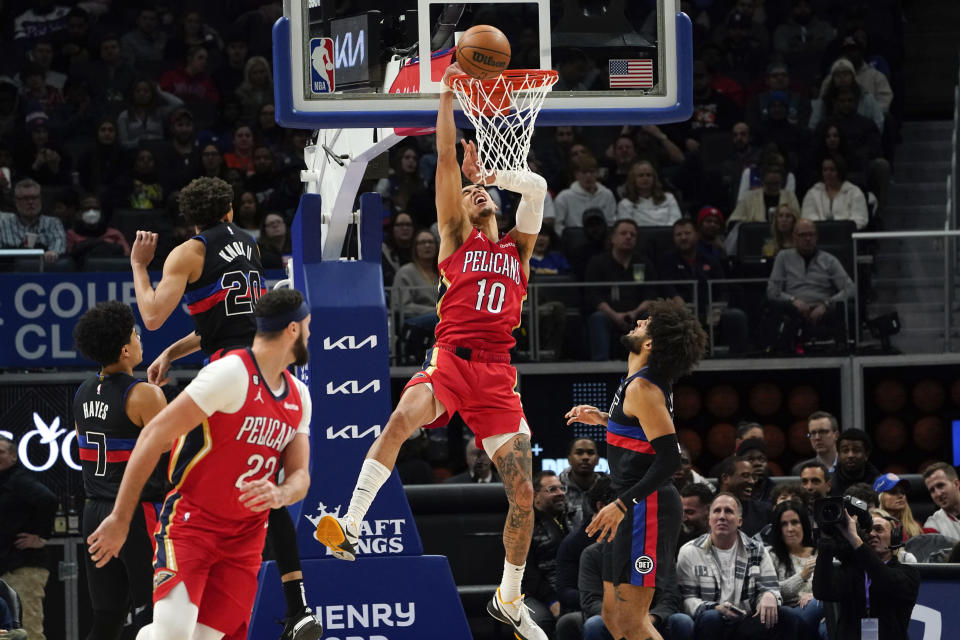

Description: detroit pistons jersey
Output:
[434,230,528,352]
[73,373,166,502]
[182,222,265,355]
[606,367,674,492]
[165,349,306,523]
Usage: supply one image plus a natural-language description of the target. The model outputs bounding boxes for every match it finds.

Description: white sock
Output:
[499,560,525,602]
[346,458,391,524]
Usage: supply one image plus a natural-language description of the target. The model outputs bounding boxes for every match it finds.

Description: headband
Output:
[256,301,309,333]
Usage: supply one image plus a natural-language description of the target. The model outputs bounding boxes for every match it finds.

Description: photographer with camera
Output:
[812,495,919,640]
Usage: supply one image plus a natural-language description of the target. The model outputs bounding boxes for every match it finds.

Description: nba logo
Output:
[310,38,335,94]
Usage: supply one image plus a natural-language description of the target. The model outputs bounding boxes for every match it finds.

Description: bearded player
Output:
[314,61,551,640]
[87,288,314,640]
[565,300,706,640]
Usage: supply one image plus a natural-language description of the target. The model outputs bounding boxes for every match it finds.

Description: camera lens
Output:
[821,504,840,521]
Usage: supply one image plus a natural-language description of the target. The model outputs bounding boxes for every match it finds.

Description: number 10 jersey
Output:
[434,230,528,353]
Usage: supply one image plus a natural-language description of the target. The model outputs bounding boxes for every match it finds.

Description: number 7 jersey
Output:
[435,230,528,352]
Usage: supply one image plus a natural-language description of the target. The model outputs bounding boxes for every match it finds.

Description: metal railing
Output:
[0,248,44,271]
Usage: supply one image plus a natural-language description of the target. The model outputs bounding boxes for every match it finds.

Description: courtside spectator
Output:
[829,430,880,496]
[0,178,69,268]
[696,206,727,260]
[678,482,714,550]
[66,193,129,267]
[717,457,771,537]
[675,445,712,492]
[738,438,774,504]
[766,500,824,640]
[791,412,840,474]
[444,440,499,484]
[524,472,569,634]
[554,154,616,234]
[922,463,960,541]
[801,155,868,229]
[874,474,922,541]
[558,438,606,532]
[616,160,682,227]
[799,462,832,505]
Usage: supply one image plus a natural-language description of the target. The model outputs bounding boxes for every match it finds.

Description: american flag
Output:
[608,59,654,88]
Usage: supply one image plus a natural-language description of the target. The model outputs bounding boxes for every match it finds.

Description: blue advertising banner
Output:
[909,573,960,640]
[0,271,285,367]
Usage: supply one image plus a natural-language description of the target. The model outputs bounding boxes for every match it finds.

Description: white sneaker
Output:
[486,589,549,640]
[314,514,359,561]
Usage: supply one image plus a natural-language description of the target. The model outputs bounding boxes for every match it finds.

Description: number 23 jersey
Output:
[169,348,311,522]
[435,230,528,352]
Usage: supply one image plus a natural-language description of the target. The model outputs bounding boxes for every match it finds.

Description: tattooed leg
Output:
[491,434,535,565]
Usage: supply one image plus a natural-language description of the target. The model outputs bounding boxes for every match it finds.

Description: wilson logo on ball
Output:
[471,51,506,68]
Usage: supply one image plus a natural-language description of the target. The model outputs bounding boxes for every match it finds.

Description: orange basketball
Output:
[912,379,945,413]
[913,416,945,451]
[788,420,814,455]
[786,385,820,419]
[874,417,907,453]
[767,461,784,477]
[748,383,783,417]
[674,385,702,421]
[706,423,736,458]
[763,424,786,458]
[456,25,512,79]
[873,379,907,414]
[678,428,703,461]
[951,379,960,406]
[705,385,740,419]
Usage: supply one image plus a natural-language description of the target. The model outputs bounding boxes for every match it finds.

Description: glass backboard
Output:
[274,0,692,129]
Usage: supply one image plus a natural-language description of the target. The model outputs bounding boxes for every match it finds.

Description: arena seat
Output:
[639,225,675,259]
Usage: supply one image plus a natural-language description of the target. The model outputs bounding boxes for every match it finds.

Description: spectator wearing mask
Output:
[873,474,921,541]
[235,56,273,123]
[718,457,771,537]
[554,154,617,234]
[524,471,569,634]
[583,219,658,360]
[159,46,220,105]
[257,212,291,270]
[765,219,855,348]
[801,155,868,229]
[677,493,795,640]
[678,482,714,551]
[66,193,129,266]
[798,462,832,505]
[766,500,823,640]
[558,438,606,532]
[738,438,774,504]
[120,8,167,69]
[696,206,727,261]
[813,509,919,640]
[656,218,749,353]
[922,463,960,541]
[829,429,880,496]
[791,411,841,475]
[0,435,58,640]
[616,160,682,227]
[0,178,68,267]
[444,440,499,484]
[116,79,183,150]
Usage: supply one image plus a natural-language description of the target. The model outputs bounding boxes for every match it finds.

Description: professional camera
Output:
[813,495,873,537]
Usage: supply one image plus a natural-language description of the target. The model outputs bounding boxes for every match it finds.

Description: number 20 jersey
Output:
[182,222,265,355]
[166,349,305,523]
[434,230,528,352]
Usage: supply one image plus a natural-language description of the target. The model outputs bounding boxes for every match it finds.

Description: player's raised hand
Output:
[239,477,286,512]
[87,513,129,568]
[460,139,485,184]
[148,352,172,386]
[131,231,158,268]
[565,405,606,426]
[441,61,465,90]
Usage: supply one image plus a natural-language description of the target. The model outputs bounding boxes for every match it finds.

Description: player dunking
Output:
[314,60,551,640]
[87,289,314,640]
[129,177,320,639]
[73,302,168,640]
[565,299,706,640]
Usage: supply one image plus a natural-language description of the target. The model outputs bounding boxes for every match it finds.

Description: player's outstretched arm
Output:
[87,392,206,567]
[149,332,202,386]
[565,404,608,426]
[131,232,203,330]
[435,63,469,254]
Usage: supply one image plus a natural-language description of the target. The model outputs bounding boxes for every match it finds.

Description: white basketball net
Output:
[451,70,558,180]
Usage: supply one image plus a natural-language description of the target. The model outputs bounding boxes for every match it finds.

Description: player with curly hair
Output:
[72,301,168,640]
[565,298,707,640]
[126,177,321,639]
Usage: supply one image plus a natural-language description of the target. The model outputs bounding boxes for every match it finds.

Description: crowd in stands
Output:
[428,416,960,640]
[0,0,904,361]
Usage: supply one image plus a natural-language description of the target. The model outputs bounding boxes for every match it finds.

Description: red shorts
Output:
[404,344,528,447]
[153,495,267,637]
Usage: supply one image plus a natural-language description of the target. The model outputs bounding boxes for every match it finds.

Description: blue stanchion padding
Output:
[249,192,470,637]
[250,558,472,640]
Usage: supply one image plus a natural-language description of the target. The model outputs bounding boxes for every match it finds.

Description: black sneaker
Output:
[280,610,323,640]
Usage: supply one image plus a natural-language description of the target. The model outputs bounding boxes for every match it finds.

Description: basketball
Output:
[456,25,512,79]
[706,423,736,458]
[788,420,814,455]
[874,417,907,453]
[786,385,820,418]
[912,379,945,413]
[912,416,945,451]
[674,385,702,421]
[748,383,783,417]
[873,379,907,414]
[705,385,740,419]
[763,424,786,458]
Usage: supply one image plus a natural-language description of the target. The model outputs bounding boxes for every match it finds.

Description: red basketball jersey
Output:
[435,230,528,352]
[166,349,304,523]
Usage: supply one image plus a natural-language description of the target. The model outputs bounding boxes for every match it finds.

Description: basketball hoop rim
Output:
[450,69,559,89]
